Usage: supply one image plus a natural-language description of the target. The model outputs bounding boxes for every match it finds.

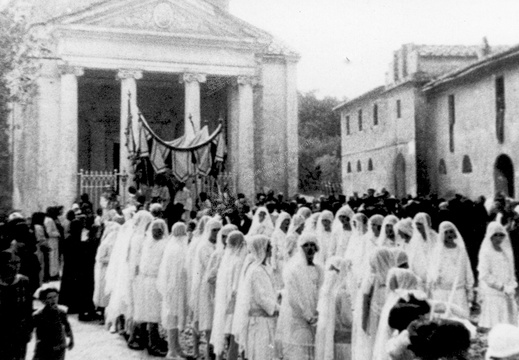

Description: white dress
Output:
[281,263,323,360]
[93,226,119,308]
[134,236,168,323]
[246,265,279,360]
[478,249,518,328]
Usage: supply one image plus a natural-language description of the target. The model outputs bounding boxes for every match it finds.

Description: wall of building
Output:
[340,83,418,197]
[425,61,519,200]
[257,56,292,195]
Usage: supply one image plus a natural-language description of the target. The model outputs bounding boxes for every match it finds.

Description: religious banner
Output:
[127,108,226,183]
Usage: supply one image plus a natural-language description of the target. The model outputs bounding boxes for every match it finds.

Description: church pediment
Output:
[54,0,260,41]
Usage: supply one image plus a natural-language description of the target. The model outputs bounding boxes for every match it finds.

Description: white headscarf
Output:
[373,268,422,360]
[332,205,355,256]
[315,210,335,266]
[287,214,305,236]
[271,212,292,270]
[428,221,474,291]
[344,212,368,260]
[157,222,188,331]
[210,229,247,355]
[186,215,211,302]
[297,206,312,220]
[478,221,515,277]
[303,212,321,235]
[128,210,154,281]
[408,212,438,283]
[232,234,271,350]
[394,218,413,249]
[190,218,222,311]
[377,215,399,247]
[105,215,135,324]
[247,206,274,237]
[316,256,349,360]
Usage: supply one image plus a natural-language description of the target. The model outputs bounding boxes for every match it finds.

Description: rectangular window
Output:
[346,115,350,135]
[496,76,505,143]
[396,99,401,118]
[358,109,363,131]
[448,94,455,153]
[373,104,378,125]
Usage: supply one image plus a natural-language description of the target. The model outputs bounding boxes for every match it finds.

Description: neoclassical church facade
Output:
[11,0,299,213]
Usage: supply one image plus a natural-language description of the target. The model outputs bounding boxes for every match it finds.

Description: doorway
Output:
[395,153,406,199]
[494,154,515,197]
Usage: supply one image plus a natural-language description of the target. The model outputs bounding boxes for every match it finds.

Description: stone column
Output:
[58,64,84,207]
[236,75,257,200]
[180,73,206,139]
[117,69,142,198]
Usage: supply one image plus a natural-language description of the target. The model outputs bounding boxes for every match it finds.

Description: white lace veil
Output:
[156,222,188,330]
[247,207,274,237]
[377,215,399,247]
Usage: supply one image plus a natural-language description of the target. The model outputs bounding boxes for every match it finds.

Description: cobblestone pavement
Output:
[27,311,160,360]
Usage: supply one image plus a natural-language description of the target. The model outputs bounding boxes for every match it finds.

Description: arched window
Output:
[462,155,473,173]
[357,160,362,172]
[368,158,374,171]
[439,159,447,175]
[347,162,352,173]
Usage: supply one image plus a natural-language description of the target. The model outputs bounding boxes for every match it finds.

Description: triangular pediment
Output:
[52,0,264,41]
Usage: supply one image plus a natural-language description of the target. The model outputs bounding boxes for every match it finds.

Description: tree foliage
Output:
[0,1,50,216]
[298,91,343,193]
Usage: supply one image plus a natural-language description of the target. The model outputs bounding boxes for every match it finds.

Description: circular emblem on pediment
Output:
[153,2,174,29]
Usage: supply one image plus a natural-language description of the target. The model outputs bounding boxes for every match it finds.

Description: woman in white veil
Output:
[210,228,246,360]
[394,218,413,251]
[372,268,422,360]
[478,221,518,328]
[247,207,274,237]
[351,247,397,360]
[271,212,292,290]
[302,212,321,236]
[297,207,312,221]
[105,207,136,332]
[332,205,354,257]
[287,214,305,237]
[377,215,399,248]
[315,256,353,360]
[185,215,210,305]
[279,234,324,360]
[242,235,279,360]
[428,221,474,315]
[126,210,154,348]
[344,213,368,260]
[314,210,335,267]
[407,212,438,287]
[157,222,188,359]
[353,214,383,288]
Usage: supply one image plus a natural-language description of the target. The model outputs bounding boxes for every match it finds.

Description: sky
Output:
[230,0,519,100]
[2,0,519,99]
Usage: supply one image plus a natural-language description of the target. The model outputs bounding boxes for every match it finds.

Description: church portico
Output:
[13,0,299,214]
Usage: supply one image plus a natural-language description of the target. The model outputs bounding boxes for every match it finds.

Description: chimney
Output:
[208,0,229,11]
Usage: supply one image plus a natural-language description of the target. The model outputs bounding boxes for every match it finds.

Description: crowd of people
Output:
[2,186,519,360]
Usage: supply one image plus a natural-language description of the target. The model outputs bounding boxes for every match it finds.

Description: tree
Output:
[298,91,343,193]
[0,1,50,216]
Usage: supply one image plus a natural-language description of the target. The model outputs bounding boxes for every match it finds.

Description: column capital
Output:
[180,73,207,84]
[116,69,143,81]
[58,63,84,77]
[236,75,259,87]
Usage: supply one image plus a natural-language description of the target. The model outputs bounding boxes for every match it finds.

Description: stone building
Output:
[423,44,519,200]
[11,0,299,214]
[335,42,511,200]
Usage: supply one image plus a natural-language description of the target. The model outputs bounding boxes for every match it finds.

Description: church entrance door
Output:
[494,154,515,197]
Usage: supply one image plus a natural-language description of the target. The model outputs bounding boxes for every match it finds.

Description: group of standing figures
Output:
[80,202,517,360]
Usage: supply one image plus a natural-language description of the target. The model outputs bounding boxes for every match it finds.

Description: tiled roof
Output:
[28,0,109,23]
[414,44,481,57]
[423,43,519,91]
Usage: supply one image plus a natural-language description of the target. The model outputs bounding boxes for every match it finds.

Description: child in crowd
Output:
[33,287,74,360]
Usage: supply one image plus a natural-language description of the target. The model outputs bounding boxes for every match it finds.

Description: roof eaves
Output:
[333,85,386,112]
[423,43,519,92]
